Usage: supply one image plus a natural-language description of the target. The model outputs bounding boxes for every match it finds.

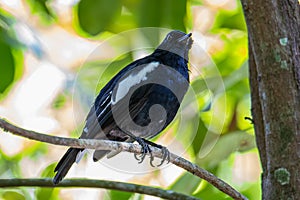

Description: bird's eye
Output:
[166,34,172,41]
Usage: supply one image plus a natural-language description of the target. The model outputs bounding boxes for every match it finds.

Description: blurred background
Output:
[0,0,260,199]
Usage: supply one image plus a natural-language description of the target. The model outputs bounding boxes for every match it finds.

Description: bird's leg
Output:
[134,137,170,167]
[159,146,170,166]
[133,137,154,166]
[121,130,170,166]
[118,130,152,163]
[141,139,170,166]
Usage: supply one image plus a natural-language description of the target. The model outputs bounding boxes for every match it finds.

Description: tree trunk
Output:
[240,0,300,199]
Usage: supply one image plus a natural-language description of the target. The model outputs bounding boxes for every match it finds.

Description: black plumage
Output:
[53,30,193,184]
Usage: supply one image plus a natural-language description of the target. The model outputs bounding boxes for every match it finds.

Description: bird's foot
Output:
[158,145,170,166]
[134,137,153,165]
[133,138,170,167]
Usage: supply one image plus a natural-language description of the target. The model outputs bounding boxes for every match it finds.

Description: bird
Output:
[53,30,193,184]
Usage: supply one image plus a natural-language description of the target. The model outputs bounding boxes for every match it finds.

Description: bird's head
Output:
[156,31,193,60]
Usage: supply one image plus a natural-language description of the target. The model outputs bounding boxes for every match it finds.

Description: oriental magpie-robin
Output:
[53,30,193,184]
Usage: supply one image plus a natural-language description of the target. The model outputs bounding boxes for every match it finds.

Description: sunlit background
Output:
[0,0,261,199]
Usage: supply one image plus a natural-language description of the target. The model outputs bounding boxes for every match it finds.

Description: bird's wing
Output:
[93,83,155,160]
[81,60,160,161]
[80,59,158,140]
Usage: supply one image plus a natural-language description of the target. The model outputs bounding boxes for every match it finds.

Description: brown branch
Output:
[0,118,248,200]
[0,178,199,200]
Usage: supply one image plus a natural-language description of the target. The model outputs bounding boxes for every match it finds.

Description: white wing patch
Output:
[97,91,112,118]
[112,61,160,104]
[97,101,111,118]
[100,91,112,106]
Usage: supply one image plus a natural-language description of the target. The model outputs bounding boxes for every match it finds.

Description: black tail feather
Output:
[53,148,83,184]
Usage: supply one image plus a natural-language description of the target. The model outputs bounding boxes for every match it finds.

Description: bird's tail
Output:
[53,148,83,184]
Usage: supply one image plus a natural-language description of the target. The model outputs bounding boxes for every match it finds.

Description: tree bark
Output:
[241,0,300,199]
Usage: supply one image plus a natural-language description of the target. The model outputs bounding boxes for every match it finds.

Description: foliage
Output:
[0,9,24,99]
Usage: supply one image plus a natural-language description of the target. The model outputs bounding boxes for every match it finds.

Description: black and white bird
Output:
[53,30,193,184]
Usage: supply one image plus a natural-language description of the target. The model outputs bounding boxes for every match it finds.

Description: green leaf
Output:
[196,131,256,168]
[192,118,208,156]
[107,13,137,33]
[52,93,67,109]
[236,94,253,131]
[0,149,22,177]
[212,30,248,75]
[36,163,59,200]
[136,0,162,27]
[40,163,56,178]
[162,0,186,31]
[0,9,15,28]
[12,142,48,161]
[170,172,201,195]
[136,0,186,31]
[215,151,261,196]
[194,180,231,199]
[139,29,160,50]
[240,181,261,200]
[213,4,246,31]
[214,10,246,31]
[77,0,122,35]
[200,93,234,134]
[195,151,260,199]
[0,38,15,93]
[223,62,248,91]
[36,188,58,200]
[25,0,55,23]
[109,190,133,200]
[2,191,25,200]
[0,10,24,99]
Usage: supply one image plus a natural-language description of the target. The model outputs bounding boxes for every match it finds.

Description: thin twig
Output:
[0,118,248,200]
[0,178,199,200]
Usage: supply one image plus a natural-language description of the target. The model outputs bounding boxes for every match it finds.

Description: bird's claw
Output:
[134,137,153,164]
[157,146,170,167]
[133,137,170,167]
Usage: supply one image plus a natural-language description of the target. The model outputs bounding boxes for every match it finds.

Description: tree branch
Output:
[0,118,247,200]
[0,178,199,200]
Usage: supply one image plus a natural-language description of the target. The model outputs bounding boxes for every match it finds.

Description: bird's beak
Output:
[178,33,192,42]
